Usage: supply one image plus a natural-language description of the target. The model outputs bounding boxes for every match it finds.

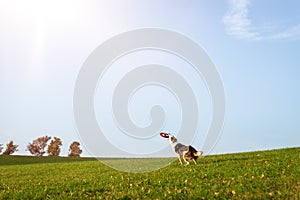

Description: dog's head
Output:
[168,135,177,144]
[194,150,203,157]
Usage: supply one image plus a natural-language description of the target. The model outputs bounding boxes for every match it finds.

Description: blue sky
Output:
[0,0,299,157]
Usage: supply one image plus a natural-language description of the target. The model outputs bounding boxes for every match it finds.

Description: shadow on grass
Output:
[0,155,96,166]
[206,156,250,164]
[99,157,176,173]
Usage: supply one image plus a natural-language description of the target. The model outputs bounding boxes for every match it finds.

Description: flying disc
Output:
[160,132,169,138]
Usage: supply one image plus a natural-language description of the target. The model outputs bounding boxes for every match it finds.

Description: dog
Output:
[169,134,203,165]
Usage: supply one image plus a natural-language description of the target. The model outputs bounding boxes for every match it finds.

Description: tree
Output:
[68,141,82,157]
[27,136,51,156]
[0,143,3,154]
[47,137,62,156]
[2,141,18,155]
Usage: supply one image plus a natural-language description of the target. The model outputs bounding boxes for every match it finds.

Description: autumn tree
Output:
[27,136,51,156]
[2,141,18,155]
[0,143,3,154]
[47,137,62,156]
[68,141,82,157]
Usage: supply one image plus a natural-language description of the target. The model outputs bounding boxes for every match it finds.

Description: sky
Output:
[0,0,299,157]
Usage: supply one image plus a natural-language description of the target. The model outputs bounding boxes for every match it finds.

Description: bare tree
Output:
[2,141,18,155]
[68,141,82,157]
[47,137,62,156]
[27,136,51,156]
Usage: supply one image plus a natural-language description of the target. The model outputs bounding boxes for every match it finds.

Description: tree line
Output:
[0,136,82,157]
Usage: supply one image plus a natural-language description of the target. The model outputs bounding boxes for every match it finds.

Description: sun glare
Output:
[1,0,82,79]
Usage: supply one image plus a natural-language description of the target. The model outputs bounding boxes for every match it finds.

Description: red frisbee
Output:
[160,132,169,138]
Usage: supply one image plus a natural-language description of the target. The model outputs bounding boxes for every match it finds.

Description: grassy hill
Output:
[0,148,299,199]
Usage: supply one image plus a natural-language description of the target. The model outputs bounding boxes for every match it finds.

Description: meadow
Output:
[0,147,299,199]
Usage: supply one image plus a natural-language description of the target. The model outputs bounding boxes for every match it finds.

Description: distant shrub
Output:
[68,141,82,157]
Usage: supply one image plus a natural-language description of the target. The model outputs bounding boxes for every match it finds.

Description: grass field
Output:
[0,148,299,199]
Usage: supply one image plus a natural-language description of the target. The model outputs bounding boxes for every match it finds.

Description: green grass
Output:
[0,148,299,199]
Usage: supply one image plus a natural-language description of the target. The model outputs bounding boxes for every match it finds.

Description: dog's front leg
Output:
[192,159,197,165]
[177,154,183,165]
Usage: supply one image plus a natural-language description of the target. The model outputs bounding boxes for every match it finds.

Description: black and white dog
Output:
[169,134,203,165]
